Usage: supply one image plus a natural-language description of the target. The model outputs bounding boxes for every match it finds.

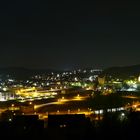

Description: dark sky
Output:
[0,0,140,70]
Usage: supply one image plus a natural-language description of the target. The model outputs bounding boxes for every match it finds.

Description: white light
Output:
[89,76,93,82]
[107,109,111,112]
[51,92,57,95]
[75,77,78,81]
[8,79,14,82]
[9,118,12,122]
[132,84,137,88]
[112,108,116,112]
[121,113,125,116]
[95,110,99,114]
[83,70,86,73]
[100,110,103,114]
[3,88,7,91]
[120,107,124,110]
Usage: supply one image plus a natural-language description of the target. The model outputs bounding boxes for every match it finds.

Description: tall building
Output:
[98,76,105,85]
[138,75,140,82]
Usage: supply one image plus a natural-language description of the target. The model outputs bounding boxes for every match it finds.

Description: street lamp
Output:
[29,102,32,105]
[78,108,80,112]
[62,96,65,100]
[68,109,70,114]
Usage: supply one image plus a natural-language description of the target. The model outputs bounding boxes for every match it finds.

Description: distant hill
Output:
[1,65,140,80]
[0,67,61,80]
[102,64,140,79]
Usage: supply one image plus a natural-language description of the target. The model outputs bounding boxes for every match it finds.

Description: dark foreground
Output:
[0,111,140,140]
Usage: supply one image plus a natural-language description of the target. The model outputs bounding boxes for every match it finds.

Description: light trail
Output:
[122,96,138,99]
[34,96,88,110]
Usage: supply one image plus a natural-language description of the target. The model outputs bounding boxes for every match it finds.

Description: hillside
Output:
[0,67,60,80]
[102,64,140,79]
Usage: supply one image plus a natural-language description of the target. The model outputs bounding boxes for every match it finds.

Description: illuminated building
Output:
[98,76,105,85]
[138,75,140,82]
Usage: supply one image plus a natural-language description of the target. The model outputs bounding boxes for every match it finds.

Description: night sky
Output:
[0,0,140,70]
